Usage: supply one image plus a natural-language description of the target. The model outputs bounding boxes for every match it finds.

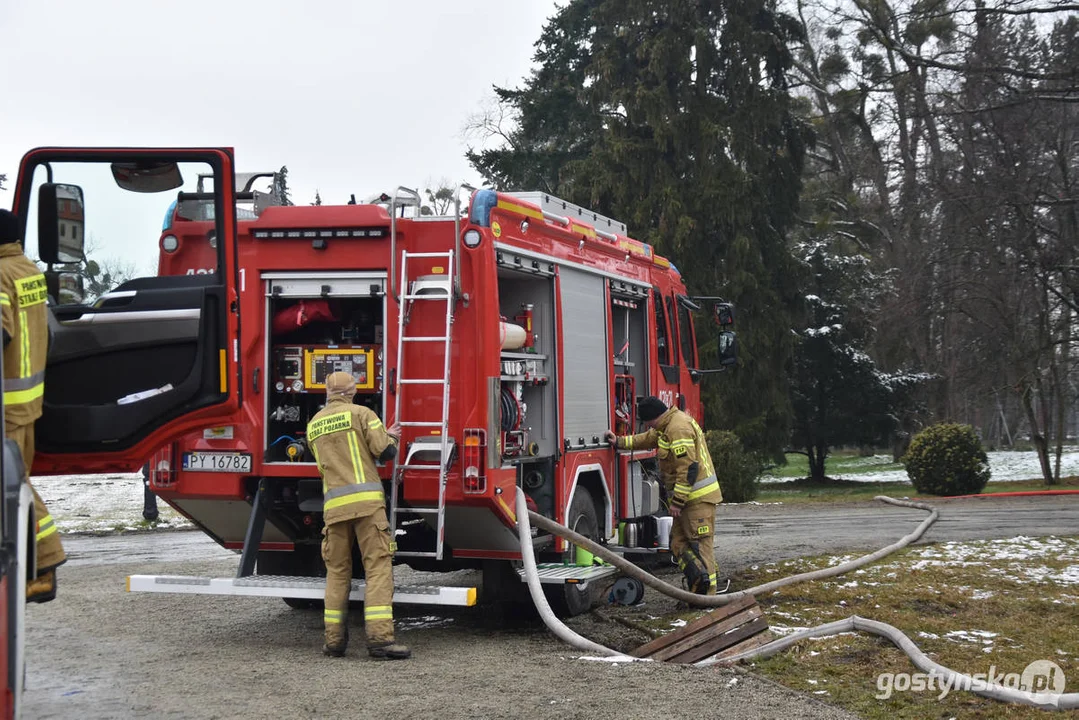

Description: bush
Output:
[706,430,762,503]
[902,423,990,496]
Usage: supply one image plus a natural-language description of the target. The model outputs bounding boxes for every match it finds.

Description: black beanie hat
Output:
[0,210,19,245]
[637,396,668,422]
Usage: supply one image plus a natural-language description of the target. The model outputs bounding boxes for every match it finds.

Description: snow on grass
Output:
[31,472,192,534]
[761,447,1079,484]
[908,537,1079,586]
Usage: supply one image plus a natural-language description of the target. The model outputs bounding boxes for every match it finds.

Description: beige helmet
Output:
[325,371,357,399]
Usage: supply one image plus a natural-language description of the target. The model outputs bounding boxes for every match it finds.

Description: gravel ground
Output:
[23,494,1079,719]
[23,553,858,720]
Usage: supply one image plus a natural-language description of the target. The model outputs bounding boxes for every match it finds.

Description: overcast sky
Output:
[0,0,561,210]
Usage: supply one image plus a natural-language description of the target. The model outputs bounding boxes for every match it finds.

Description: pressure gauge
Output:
[292,379,304,393]
[275,381,285,392]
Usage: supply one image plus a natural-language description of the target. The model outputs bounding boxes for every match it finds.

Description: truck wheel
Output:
[543,488,600,617]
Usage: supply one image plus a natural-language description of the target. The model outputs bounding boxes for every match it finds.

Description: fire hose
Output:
[514,489,1079,710]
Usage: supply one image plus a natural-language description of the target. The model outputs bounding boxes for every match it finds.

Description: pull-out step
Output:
[127,574,477,607]
[515,563,621,585]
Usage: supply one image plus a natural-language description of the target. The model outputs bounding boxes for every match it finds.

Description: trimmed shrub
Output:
[706,430,762,503]
[902,423,990,496]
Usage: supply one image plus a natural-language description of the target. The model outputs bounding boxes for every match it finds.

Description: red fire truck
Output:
[10,148,735,629]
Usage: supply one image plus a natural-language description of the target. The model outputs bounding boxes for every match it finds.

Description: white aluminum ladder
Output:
[390,250,455,560]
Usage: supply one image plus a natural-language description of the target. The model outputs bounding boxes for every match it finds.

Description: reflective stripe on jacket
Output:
[307,398,398,525]
[0,244,48,427]
[616,407,722,508]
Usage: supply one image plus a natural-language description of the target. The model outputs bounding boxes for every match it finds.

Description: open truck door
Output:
[10,148,243,474]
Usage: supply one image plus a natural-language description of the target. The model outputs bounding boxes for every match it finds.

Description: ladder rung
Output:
[394,551,439,558]
[401,294,451,301]
[394,507,439,515]
[397,464,442,471]
[398,378,446,385]
[402,336,450,342]
[402,252,453,259]
[399,421,444,427]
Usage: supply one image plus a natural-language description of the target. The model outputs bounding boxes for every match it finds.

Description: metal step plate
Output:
[126,574,477,607]
[515,563,621,585]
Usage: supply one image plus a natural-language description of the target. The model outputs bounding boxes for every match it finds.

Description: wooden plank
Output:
[630,594,758,658]
[708,629,775,663]
[667,615,770,664]
[647,606,763,663]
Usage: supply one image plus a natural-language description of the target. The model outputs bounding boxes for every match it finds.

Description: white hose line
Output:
[514,488,625,658]
[526,495,937,607]
[517,492,1079,709]
[702,616,1079,710]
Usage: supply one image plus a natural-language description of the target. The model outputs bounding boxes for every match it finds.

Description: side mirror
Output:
[44,270,86,305]
[718,330,738,366]
[714,302,734,327]
[38,183,86,265]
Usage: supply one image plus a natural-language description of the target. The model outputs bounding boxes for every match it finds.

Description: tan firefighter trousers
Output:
[322,507,395,646]
[7,422,65,572]
[670,502,718,595]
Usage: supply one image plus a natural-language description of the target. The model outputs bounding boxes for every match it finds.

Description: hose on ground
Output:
[705,616,1079,710]
[526,495,938,607]
[514,488,623,657]
[516,490,1078,710]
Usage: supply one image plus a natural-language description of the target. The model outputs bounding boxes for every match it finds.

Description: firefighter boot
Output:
[368,641,411,660]
[323,625,349,658]
[26,569,57,604]
[677,544,710,595]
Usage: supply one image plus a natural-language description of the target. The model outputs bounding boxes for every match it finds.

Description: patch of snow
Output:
[944,630,998,645]
[918,632,941,639]
[670,619,687,628]
[761,447,1079,484]
[33,472,192,534]
[577,655,641,663]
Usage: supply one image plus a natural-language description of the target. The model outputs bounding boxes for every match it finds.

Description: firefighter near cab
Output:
[0,209,65,604]
[605,395,721,595]
[307,370,411,660]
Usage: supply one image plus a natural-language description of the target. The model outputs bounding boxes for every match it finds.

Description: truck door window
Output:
[22,160,220,305]
[652,289,670,366]
[653,290,679,384]
[665,295,680,370]
[677,300,698,369]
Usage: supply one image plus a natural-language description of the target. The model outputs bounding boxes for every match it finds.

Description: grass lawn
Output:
[738,537,1079,718]
[756,450,1079,504]
[645,537,1079,719]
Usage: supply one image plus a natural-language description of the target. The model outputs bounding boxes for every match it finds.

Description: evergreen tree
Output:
[789,241,928,480]
[468,0,811,458]
[275,166,293,206]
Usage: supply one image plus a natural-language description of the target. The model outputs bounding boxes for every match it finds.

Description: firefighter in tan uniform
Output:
[0,209,66,603]
[307,371,410,660]
[605,396,722,594]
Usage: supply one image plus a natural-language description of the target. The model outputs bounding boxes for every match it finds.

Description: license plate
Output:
[182,452,252,473]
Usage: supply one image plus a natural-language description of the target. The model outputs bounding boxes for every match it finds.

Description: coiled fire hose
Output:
[514,489,1079,710]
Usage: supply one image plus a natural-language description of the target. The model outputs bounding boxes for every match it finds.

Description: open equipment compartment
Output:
[262,272,387,464]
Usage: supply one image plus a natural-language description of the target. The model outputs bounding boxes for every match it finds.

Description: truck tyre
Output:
[543,488,599,617]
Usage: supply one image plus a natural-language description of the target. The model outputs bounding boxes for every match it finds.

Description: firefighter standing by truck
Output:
[605,396,722,594]
[0,209,66,603]
[306,370,411,659]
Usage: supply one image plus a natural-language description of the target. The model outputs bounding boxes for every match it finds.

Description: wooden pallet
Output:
[630,593,771,664]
